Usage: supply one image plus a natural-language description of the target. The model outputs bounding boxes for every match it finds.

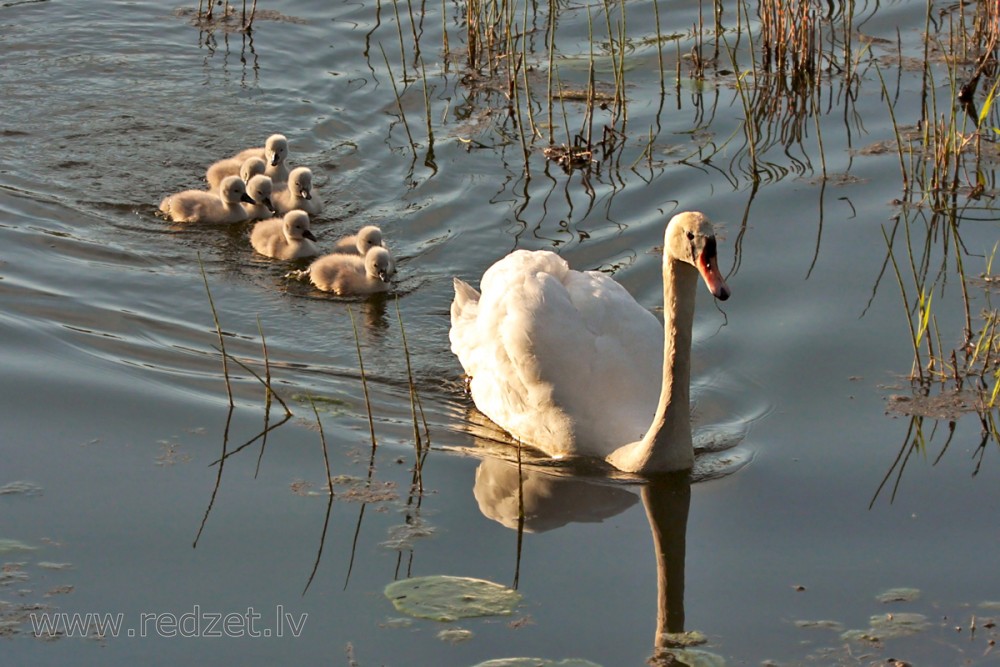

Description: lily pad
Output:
[385,575,522,621]
[876,587,921,603]
[842,612,930,642]
[470,660,602,667]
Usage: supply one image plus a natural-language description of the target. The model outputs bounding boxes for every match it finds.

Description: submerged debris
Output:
[885,389,983,420]
[542,144,594,170]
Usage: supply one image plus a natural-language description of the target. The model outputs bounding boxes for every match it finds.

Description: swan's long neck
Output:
[607,256,697,473]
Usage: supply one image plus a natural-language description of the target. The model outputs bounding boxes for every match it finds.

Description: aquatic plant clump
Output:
[384,575,522,621]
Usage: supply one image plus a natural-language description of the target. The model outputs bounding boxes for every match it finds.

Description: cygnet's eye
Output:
[686,231,695,240]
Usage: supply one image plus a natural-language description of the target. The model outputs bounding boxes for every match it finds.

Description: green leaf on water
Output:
[384,575,522,621]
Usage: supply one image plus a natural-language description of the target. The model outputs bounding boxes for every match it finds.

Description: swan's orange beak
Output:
[697,247,730,301]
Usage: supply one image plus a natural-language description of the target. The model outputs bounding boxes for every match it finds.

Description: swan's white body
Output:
[331,225,397,276]
[251,211,319,260]
[159,176,255,224]
[206,156,266,192]
[449,211,730,474]
[296,246,391,295]
[242,174,276,221]
[273,167,323,216]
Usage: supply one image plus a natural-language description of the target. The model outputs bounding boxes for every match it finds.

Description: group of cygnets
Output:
[159,134,395,296]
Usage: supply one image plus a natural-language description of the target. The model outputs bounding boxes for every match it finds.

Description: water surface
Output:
[3,1,1000,665]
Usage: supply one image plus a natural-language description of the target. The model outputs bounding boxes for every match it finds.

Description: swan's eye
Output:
[686,231,695,240]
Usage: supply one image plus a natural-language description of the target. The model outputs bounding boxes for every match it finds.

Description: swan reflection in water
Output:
[473,457,706,664]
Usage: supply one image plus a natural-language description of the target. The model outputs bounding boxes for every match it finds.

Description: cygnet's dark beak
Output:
[303,229,317,242]
[300,189,312,200]
[269,153,280,167]
[263,197,275,213]
[241,193,257,205]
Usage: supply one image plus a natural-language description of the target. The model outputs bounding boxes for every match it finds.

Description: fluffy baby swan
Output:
[250,211,319,260]
[242,174,276,221]
[294,246,391,295]
[331,225,397,277]
[233,134,290,184]
[159,176,255,224]
[272,167,323,216]
[206,156,266,193]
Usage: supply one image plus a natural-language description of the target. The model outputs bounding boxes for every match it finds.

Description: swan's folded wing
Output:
[450,250,662,458]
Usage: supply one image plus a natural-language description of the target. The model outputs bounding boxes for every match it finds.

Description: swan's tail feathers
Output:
[450,278,481,359]
[452,277,480,310]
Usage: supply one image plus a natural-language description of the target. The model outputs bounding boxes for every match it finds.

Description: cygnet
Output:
[233,134,290,184]
[242,174,276,221]
[250,211,319,260]
[331,225,396,276]
[159,176,255,224]
[206,156,266,193]
[272,167,323,216]
[293,246,391,295]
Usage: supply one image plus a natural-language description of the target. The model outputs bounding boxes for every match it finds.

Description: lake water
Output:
[3,1,1000,665]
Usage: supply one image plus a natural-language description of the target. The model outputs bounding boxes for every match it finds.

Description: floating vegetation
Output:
[658,630,708,647]
[0,541,76,639]
[36,562,73,571]
[0,481,43,496]
[384,575,522,621]
[292,394,351,411]
[876,587,922,604]
[842,612,931,642]
[380,516,436,551]
[306,475,399,504]
[436,626,474,643]
[794,619,845,631]
[0,539,37,554]
[650,648,726,667]
[175,3,305,32]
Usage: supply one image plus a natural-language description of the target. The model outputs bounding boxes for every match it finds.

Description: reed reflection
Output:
[870,207,1000,505]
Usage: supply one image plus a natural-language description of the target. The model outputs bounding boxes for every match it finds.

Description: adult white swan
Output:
[449,211,731,474]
